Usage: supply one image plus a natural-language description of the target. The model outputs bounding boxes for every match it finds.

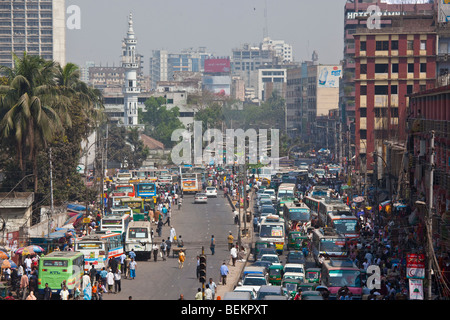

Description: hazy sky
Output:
[66,0,347,72]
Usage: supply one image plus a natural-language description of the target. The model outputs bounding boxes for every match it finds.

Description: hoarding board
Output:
[317,66,342,88]
[204,58,231,73]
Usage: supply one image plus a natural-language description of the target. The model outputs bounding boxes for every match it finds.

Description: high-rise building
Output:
[149,47,212,90]
[341,0,436,161]
[0,0,66,68]
[353,13,437,174]
[261,37,293,63]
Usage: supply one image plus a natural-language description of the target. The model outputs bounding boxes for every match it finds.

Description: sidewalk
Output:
[214,190,254,300]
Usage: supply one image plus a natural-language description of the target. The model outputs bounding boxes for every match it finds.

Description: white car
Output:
[194,193,208,204]
[263,189,276,202]
[205,187,218,197]
[233,286,258,300]
[238,276,268,293]
[283,263,305,280]
[259,254,281,266]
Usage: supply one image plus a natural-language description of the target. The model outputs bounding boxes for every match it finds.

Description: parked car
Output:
[205,187,217,197]
[194,193,207,204]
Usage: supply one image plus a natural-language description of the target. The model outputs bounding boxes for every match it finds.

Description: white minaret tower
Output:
[122,13,140,126]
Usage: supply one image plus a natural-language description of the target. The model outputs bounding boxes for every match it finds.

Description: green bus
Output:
[37,251,84,299]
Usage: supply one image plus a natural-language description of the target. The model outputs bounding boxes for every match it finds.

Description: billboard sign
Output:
[406,253,425,279]
[317,66,342,88]
[409,279,424,300]
[439,0,450,22]
[204,58,231,73]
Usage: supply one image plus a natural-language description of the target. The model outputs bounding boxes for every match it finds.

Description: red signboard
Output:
[407,253,425,268]
[204,58,230,73]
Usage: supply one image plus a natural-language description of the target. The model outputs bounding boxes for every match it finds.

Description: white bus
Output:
[258,215,285,255]
[100,214,131,235]
[75,232,124,272]
[125,221,153,260]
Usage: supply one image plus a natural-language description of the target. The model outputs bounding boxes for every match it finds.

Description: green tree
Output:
[0,52,68,191]
[139,96,185,148]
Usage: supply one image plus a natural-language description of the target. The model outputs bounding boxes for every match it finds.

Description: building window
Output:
[420,63,427,73]
[360,85,367,95]
[374,85,388,95]
[408,63,414,73]
[360,129,367,139]
[360,107,367,117]
[420,40,426,50]
[407,85,413,94]
[407,40,414,50]
[392,63,399,73]
[360,41,366,51]
[375,64,389,73]
[360,64,367,74]
[390,107,399,117]
[376,41,389,50]
[391,40,399,50]
[391,85,398,94]
[374,108,388,117]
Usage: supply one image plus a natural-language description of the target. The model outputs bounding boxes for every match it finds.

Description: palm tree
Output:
[0,52,67,191]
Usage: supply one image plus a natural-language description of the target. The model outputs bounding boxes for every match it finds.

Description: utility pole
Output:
[49,147,54,235]
[426,130,435,300]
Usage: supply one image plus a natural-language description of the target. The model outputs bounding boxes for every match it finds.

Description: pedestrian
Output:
[234,210,239,224]
[294,288,302,300]
[89,263,97,284]
[26,290,37,300]
[178,294,184,300]
[129,249,136,261]
[129,258,137,279]
[164,208,171,226]
[230,244,237,266]
[20,272,29,300]
[227,232,234,250]
[170,226,176,243]
[253,216,258,232]
[43,283,52,300]
[99,267,107,289]
[208,278,217,300]
[114,269,122,293]
[210,235,216,255]
[152,243,159,262]
[178,249,185,269]
[108,256,118,273]
[60,285,70,300]
[106,269,114,293]
[220,262,229,285]
[195,288,203,300]
[92,281,98,300]
[119,251,126,273]
[166,237,172,257]
[157,218,163,237]
[124,255,131,279]
[160,240,167,261]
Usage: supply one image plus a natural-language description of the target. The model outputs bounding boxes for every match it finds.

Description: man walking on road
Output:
[129,258,137,279]
[220,262,229,285]
[230,244,237,267]
[165,237,172,258]
[227,232,234,250]
[160,240,167,261]
[210,235,216,255]
[178,249,186,268]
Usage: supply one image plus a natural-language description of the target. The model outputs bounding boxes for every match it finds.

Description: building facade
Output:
[354,14,437,173]
[0,0,66,68]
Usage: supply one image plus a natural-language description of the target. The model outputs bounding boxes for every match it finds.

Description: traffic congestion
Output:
[0,151,444,301]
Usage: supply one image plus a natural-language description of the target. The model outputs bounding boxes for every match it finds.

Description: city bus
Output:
[112,184,136,198]
[108,206,133,217]
[317,198,346,227]
[136,182,157,199]
[304,195,325,218]
[75,232,124,272]
[157,175,173,186]
[120,197,150,221]
[115,172,132,184]
[321,259,363,299]
[277,183,297,215]
[327,211,359,239]
[37,251,84,298]
[311,228,348,267]
[125,220,153,260]
[100,214,131,234]
[181,173,202,194]
[283,202,313,232]
[258,215,285,255]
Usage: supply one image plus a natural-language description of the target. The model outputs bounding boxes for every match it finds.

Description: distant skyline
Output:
[66,0,347,72]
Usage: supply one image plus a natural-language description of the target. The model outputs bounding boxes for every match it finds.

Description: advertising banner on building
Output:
[204,58,231,73]
[317,66,342,88]
[439,0,450,22]
[409,279,424,300]
[406,253,426,279]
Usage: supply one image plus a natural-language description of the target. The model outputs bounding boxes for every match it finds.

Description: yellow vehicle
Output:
[258,215,285,255]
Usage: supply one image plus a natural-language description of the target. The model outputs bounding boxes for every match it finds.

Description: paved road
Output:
[102,192,241,300]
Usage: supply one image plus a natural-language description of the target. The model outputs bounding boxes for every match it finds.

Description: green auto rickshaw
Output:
[287,231,308,250]
[281,278,302,299]
[305,268,321,283]
[268,264,284,286]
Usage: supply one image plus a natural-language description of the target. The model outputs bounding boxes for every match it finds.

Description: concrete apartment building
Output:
[353,13,437,174]
[0,0,66,68]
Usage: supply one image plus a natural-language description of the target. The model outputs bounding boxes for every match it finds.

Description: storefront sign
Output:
[407,253,425,279]
[409,279,424,300]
